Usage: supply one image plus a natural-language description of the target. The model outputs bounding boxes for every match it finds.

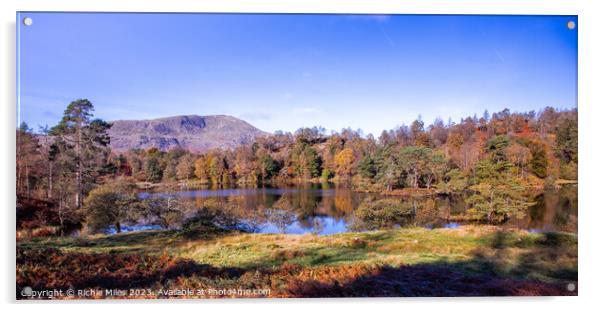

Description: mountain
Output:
[107,115,268,152]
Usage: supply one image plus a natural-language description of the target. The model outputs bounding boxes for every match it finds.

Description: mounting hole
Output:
[567,283,576,292]
[567,21,576,30]
[23,17,33,26]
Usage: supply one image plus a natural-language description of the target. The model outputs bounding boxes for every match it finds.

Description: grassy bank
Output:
[17,226,577,298]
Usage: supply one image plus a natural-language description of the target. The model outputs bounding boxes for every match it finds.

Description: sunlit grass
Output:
[17,225,577,284]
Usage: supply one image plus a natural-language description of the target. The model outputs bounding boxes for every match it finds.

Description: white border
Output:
[2,1,601,311]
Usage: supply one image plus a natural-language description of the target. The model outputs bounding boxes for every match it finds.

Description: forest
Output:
[16,100,578,298]
[17,99,577,235]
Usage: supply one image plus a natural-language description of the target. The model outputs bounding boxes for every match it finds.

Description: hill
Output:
[108,115,268,152]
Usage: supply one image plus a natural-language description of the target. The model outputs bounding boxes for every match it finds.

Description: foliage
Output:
[83,180,138,233]
[17,101,578,234]
[466,160,531,222]
[146,156,163,183]
[333,148,355,178]
[137,195,186,229]
[352,198,415,230]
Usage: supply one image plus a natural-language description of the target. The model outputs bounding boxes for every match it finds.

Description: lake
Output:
[134,184,577,235]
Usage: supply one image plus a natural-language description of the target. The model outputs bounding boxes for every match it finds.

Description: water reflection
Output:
[141,184,577,235]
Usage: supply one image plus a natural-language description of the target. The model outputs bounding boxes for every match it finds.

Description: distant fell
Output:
[108,115,268,152]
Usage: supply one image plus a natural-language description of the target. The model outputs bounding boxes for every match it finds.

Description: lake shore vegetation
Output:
[16,99,578,298]
[17,100,577,236]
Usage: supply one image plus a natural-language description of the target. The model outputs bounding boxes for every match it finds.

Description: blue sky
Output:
[17,13,577,136]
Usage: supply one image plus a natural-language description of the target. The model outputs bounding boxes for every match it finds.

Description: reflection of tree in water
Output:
[333,189,354,215]
[271,193,324,232]
[526,193,548,229]
[413,198,439,227]
[553,189,577,231]
[294,188,320,216]
[521,186,577,232]
[264,209,295,233]
[156,185,577,234]
[351,197,416,231]
[311,218,325,234]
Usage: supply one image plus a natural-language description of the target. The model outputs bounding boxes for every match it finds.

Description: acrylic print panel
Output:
[16,12,577,299]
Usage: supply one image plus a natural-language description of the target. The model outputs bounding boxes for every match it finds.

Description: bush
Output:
[352,198,415,230]
[560,162,577,180]
[84,180,138,233]
[180,206,246,237]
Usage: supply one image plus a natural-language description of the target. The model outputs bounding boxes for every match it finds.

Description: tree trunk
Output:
[413,171,419,188]
[25,165,30,195]
[48,161,53,199]
[58,196,65,237]
[75,121,82,208]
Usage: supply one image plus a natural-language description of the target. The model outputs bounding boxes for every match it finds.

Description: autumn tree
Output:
[207,153,228,184]
[50,99,111,208]
[16,122,42,196]
[138,193,186,229]
[176,154,195,182]
[194,156,209,181]
[291,143,322,179]
[506,143,532,178]
[333,147,355,178]
[84,179,138,233]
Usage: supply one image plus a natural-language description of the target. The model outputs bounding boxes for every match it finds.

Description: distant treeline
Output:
[17,99,577,231]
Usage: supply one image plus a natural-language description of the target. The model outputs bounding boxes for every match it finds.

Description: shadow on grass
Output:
[20,227,237,253]
[16,230,577,298]
[284,231,577,297]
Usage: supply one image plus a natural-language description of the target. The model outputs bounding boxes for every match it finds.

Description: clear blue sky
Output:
[17,13,577,136]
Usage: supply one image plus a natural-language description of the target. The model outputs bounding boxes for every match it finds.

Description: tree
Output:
[194,156,209,181]
[373,145,404,191]
[232,146,258,183]
[358,155,376,179]
[397,146,430,188]
[84,180,138,233]
[16,122,41,196]
[38,125,56,199]
[423,151,448,189]
[176,154,195,182]
[555,117,578,164]
[527,140,548,178]
[437,168,468,194]
[506,143,532,178]
[146,156,163,183]
[207,154,227,184]
[485,135,510,163]
[466,160,530,223]
[291,143,322,179]
[139,195,186,229]
[50,99,111,208]
[257,152,278,181]
[333,147,355,178]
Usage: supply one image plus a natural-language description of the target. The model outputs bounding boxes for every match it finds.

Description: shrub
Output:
[352,198,415,230]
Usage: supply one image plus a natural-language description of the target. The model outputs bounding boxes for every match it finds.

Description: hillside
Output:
[108,115,268,152]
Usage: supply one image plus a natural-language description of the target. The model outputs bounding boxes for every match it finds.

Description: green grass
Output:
[17,225,577,284]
